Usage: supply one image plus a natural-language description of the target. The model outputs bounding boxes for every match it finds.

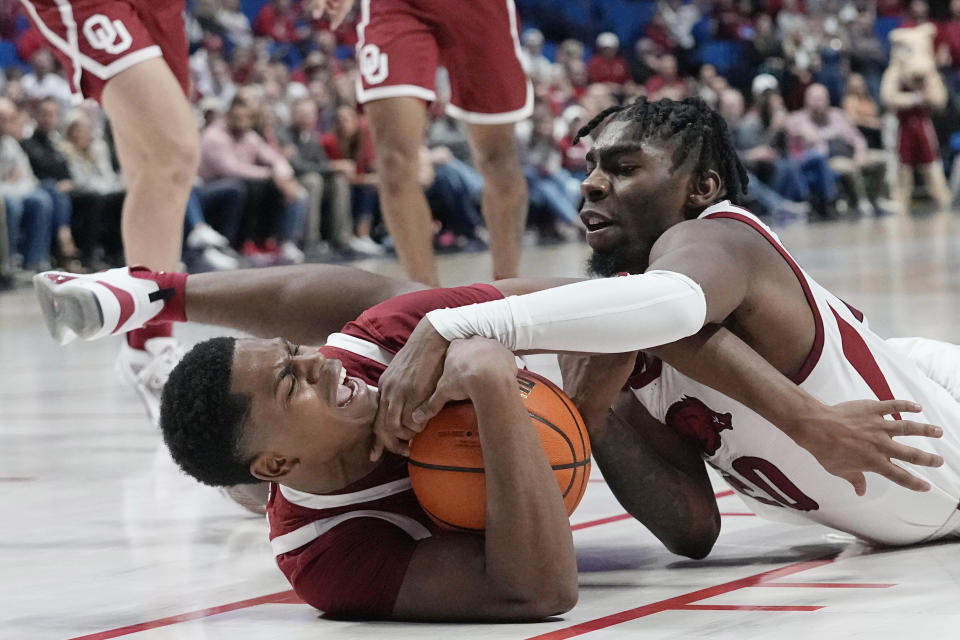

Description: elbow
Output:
[500,574,579,620]
[663,517,720,560]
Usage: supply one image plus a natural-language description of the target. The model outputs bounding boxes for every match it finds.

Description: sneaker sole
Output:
[33,273,105,345]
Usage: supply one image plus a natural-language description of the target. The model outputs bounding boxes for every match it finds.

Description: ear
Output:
[686,169,724,210]
[250,452,299,482]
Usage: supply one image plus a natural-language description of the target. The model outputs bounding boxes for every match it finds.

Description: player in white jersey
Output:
[374,97,960,555]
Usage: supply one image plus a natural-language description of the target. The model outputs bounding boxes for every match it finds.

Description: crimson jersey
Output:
[266,283,503,617]
[631,202,960,545]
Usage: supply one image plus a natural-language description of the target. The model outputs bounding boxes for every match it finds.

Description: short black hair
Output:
[575,96,749,205]
[159,337,258,486]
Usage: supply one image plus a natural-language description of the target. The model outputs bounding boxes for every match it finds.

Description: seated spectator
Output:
[217,0,254,49]
[0,98,54,271]
[557,105,590,181]
[198,97,307,263]
[520,106,580,241]
[321,105,384,255]
[59,110,126,267]
[520,29,557,87]
[253,0,299,44]
[646,54,688,100]
[20,97,79,270]
[587,33,630,86]
[20,49,71,111]
[279,96,357,256]
[788,83,888,217]
[420,145,486,252]
[847,11,888,102]
[843,73,883,149]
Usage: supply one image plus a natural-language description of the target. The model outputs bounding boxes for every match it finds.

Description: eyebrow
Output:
[585,142,647,163]
[272,338,295,396]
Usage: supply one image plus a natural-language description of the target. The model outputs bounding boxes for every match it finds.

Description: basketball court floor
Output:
[3,212,960,640]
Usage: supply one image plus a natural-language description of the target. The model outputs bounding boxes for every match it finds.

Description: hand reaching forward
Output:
[787,399,943,496]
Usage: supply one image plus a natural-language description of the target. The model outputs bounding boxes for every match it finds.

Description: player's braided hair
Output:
[160,337,258,486]
[574,96,749,205]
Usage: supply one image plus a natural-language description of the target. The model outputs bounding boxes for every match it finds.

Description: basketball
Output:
[408,370,591,532]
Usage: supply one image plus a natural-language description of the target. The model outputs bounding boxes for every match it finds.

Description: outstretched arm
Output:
[185,265,426,345]
[651,326,944,495]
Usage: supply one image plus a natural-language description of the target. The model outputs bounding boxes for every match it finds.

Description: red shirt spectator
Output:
[587,32,631,85]
[321,106,377,176]
[253,0,298,44]
[15,26,46,63]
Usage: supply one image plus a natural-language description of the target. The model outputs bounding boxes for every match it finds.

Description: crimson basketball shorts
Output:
[897,113,940,166]
[354,0,532,124]
[19,0,189,103]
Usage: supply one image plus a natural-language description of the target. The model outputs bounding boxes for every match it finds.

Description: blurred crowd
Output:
[2,0,960,286]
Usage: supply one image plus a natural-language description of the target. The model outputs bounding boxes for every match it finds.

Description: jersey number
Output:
[722,456,820,511]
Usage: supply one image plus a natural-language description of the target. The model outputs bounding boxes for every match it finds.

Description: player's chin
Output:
[584,223,624,251]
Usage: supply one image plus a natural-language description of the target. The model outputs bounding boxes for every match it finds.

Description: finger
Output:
[886,442,945,468]
[846,472,867,496]
[374,394,405,443]
[885,420,943,438]
[878,399,922,415]
[876,462,932,492]
[368,438,384,462]
[412,386,453,425]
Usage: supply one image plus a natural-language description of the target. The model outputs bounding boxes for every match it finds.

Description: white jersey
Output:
[631,201,960,545]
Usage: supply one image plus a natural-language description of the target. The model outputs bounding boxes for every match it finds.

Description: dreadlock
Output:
[574,97,749,206]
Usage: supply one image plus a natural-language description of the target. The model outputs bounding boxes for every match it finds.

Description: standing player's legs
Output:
[365,97,438,286]
[466,123,527,281]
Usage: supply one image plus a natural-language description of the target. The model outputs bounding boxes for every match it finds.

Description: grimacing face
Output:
[580,119,698,276]
[229,338,378,488]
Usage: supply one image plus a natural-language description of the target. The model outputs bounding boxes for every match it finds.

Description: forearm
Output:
[589,407,718,558]
[426,271,707,353]
[648,325,819,440]
[471,372,576,603]
[184,265,421,344]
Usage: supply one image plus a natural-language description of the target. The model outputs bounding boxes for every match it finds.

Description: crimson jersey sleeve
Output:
[279,516,419,618]
[341,283,503,353]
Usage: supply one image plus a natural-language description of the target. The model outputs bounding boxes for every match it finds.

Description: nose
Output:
[291,351,325,384]
[580,169,610,202]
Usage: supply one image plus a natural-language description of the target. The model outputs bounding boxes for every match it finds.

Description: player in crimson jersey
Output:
[20,0,198,424]
[375,97,960,554]
[307,0,531,286]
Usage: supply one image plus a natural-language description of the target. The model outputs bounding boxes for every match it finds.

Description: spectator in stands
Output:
[520,105,580,239]
[789,83,888,217]
[198,97,307,263]
[421,145,486,252]
[217,0,255,50]
[847,11,888,102]
[520,29,557,87]
[557,105,590,181]
[280,96,358,256]
[20,49,71,112]
[587,33,630,86]
[843,73,884,149]
[253,0,299,44]
[322,105,383,256]
[20,97,80,270]
[646,54,687,100]
[0,97,53,271]
[59,110,126,267]
[940,0,960,92]
[751,13,785,74]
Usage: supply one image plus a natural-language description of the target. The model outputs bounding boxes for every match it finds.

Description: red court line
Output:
[571,513,634,531]
[68,591,303,640]
[524,556,837,640]
[715,490,735,498]
[675,604,824,612]
[757,582,894,589]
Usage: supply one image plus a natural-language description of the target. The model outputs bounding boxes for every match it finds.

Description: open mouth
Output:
[580,210,615,232]
[335,368,360,407]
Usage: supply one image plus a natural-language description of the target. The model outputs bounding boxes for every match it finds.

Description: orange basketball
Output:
[408,370,591,532]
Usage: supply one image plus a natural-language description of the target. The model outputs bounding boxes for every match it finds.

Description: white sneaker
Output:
[201,246,240,271]
[115,337,185,427]
[279,241,305,264]
[347,235,385,256]
[33,267,168,345]
[186,223,230,249]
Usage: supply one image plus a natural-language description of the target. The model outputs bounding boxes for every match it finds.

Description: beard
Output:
[587,236,656,277]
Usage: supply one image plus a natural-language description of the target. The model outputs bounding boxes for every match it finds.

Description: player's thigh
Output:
[354,0,439,105]
[101,57,197,168]
[434,0,531,123]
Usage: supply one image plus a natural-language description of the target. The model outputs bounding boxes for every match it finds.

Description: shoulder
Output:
[654,214,763,253]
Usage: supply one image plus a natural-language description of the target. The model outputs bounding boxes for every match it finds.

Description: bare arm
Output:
[650,325,945,495]
[391,338,577,620]
[185,265,426,344]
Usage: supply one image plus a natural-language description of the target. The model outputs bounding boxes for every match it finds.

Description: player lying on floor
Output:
[372,97,960,554]
[34,262,945,620]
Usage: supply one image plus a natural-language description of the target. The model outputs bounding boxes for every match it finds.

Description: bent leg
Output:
[365,97,437,286]
[101,57,199,272]
[466,122,527,280]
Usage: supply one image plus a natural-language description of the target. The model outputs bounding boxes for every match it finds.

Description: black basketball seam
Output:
[527,411,578,497]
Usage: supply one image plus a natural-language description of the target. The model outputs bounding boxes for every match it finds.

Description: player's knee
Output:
[474,144,522,185]
[377,145,419,188]
[150,131,200,186]
[664,522,718,560]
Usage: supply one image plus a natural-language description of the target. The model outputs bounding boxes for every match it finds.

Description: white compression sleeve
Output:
[426,271,708,353]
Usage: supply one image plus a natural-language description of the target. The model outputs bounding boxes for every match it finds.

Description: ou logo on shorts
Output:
[359,44,389,85]
[83,14,133,55]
